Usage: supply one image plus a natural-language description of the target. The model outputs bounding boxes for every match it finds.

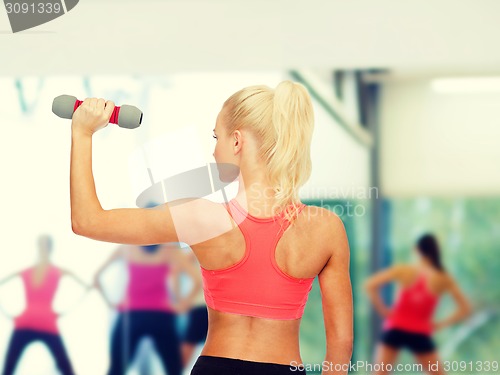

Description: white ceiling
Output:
[0,0,499,76]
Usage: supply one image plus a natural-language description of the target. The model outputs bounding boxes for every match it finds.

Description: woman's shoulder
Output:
[439,270,455,288]
[395,263,418,279]
[19,266,33,277]
[295,206,347,252]
[299,205,345,231]
[394,263,417,273]
[177,198,235,244]
[171,197,226,216]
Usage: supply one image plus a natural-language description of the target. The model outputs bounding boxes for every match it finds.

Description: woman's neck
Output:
[36,259,51,267]
[236,181,282,216]
[418,257,435,271]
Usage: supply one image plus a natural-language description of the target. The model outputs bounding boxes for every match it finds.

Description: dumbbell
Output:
[52,95,143,129]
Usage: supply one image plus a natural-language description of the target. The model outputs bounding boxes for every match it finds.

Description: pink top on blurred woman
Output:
[14,265,62,334]
[117,262,174,312]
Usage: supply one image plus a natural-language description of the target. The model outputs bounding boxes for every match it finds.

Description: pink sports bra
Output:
[384,272,440,335]
[201,198,315,320]
[14,265,61,334]
[117,262,173,312]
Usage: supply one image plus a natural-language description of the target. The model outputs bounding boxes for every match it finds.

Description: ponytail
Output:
[267,81,314,223]
[417,233,446,271]
[223,80,314,224]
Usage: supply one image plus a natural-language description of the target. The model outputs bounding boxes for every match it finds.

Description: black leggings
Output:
[108,310,182,375]
[191,355,307,375]
[184,306,208,344]
[2,329,74,375]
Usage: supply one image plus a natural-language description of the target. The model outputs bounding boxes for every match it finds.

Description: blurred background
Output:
[0,0,499,374]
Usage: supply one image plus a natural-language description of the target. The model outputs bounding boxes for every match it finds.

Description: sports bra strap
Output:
[223,199,305,223]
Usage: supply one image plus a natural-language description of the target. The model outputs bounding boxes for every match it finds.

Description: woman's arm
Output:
[61,269,89,289]
[0,271,21,319]
[433,275,472,331]
[92,247,124,308]
[92,247,123,287]
[0,272,20,286]
[169,259,182,304]
[319,214,353,375]
[364,266,402,318]
[57,268,91,317]
[170,248,202,313]
[70,98,226,246]
[70,119,178,244]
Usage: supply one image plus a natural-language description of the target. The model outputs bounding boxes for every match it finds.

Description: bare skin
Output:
[69,98,353,373]
[192,203,346,366]
[365,256,472,375]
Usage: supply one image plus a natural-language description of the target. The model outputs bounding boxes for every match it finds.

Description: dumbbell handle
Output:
[73,99,122,125]
[52,95,143,129]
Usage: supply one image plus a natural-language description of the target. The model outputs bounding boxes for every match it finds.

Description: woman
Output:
[0,234,88,375]
[93,242,198,375]
[171,249,208,367]
[69,81,353,374]
[365,234,472,375]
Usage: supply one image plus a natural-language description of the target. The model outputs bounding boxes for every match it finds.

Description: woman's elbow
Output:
[71,216,95,237]
[327,336,353,358]
[363,284,369,294]
[341,336,354,355]
[71,218,84,235]
[363,280,376,295]
[330,333,354,350]
[462,302,473,319]
[71,209,104,237]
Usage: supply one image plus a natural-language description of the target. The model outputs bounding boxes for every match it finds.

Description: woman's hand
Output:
[432,321,446,332]
[379,306,392,319]
[91,276,101,289]
[0,304,13,320]
[171,299,191,314]
[106,300,118,310]
[101,296,118,310]
[71,98,115,137]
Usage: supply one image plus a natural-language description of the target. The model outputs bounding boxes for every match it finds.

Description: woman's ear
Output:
[233,130,242,149]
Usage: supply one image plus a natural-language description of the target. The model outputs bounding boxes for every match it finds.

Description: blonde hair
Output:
[223,80,314,224]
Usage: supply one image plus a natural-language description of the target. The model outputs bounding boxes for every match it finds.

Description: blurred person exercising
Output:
[69,81,353,374]
[171,249,206,367]
[0,234,88,375]
[365,234,472,375]
[93,242,198,375]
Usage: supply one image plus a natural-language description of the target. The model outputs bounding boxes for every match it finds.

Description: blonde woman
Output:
[69,81,353,374]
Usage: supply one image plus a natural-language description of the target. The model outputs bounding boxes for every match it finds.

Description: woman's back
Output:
[201,198,315,319]
[384,265,447,335]
[399,265,448,293]
[191,198,336,364]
